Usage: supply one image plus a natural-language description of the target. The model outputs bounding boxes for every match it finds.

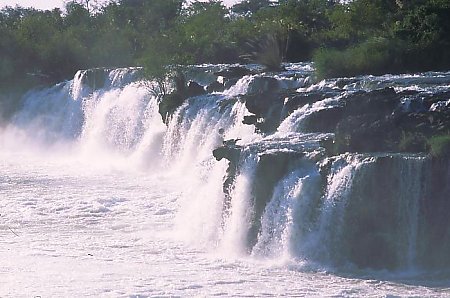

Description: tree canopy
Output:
[0,0,449,89]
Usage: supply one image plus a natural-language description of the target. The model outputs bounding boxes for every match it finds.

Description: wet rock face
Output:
[240,88,330,134]
[339,156,416,270]
[158,92,185,123]
[344,87,399,116]
[214,142,306,250]
[214,66,254,79]
[241,77,285,133]
[82,68,109,90]
[247,151,304,248]
[236,77,449,153]
[303,107,345,133]
[284,91,336,113]
[206,80,224,93]
[158,80,206,123]
[419,158,450,269]
[206,64,450,271]
[243,92,284,133]
[213,143,243,207]
[212,144,241,163]
[186,81,206,97]
[303,87,450,153]
[213,66,255,91]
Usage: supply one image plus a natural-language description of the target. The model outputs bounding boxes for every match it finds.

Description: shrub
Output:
[428,135,450,158]
[313,37,404,79]
[398,132,428,153]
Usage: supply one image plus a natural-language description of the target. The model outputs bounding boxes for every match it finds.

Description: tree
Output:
[231,0,272,16]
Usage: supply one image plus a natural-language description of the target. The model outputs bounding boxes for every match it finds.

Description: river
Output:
[1,63,449,296]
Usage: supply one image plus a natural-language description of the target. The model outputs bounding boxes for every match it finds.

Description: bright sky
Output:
[0,0,241,10]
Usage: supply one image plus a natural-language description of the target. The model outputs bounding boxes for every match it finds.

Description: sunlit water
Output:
[1,65,450,296]
[2,151,448,297]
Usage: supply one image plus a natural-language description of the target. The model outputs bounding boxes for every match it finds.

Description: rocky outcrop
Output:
[235,76,449,153]
[158,78,207,123]
[419,158,450,269]
[247,151,304,248]
[296,87,450,153]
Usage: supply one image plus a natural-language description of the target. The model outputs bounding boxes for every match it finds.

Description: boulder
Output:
[242,115,258,125]
[82,68,109,90]
[283,91,338,115]
[158,92,185,123]
[303,106,345,133]
[247,76,280,95]
[343,87,399,116]
[186,81,206,97]
[212,143,241,163]
[206,80,224,93]
[243,92,284,133]
[214,66,254,79]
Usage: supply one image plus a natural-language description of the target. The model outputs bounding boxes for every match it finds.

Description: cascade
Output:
[1,63,449,273]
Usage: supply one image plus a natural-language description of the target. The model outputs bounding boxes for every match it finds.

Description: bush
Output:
[398,132,428,153]
[313,37,404,79]
[428,135,450,158]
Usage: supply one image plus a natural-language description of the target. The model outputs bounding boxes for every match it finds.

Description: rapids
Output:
[1,64,449,296]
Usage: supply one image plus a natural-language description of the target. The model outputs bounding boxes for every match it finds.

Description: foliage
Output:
[177,1,231,63]
[428,135,450,158]
[398,131,428,153]
[315,0,450,78]
[0,0,449,93]
[241,34,285,71]
[231,0,272,16]
[313,37,407,79]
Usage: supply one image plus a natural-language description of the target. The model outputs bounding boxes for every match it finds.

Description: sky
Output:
[0,0,241,10]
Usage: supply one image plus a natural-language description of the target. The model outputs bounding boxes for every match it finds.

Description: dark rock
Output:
[319,136,336,156]
[419,157,450,269]
[214,66,254,79]
[303,106,345,133]
[158,92,185,123]
[283,91,338,115]
[339,155,417,269]
[212,144,241,163]
[247,76,280,95]
[242,115,258,125]
[82,68,109,90]
[247,151,304,248]
[335,113,399,152]
[244,93,277,116]
[213,143,243,214]
[206,80,224,93]
[423,90,450,109]
[343,87,399,116]
[243,92,284,133]
[329,87,450,153]
[336,78,360,89]
[186,81,206,97]
[158,78,208,123]
[223,78,239,89]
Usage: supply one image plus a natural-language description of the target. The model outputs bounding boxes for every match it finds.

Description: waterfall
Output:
[252,160,321,261]
[1,64,448,272]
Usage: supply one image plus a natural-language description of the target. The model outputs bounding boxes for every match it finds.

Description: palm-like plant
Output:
[241,33,286,71]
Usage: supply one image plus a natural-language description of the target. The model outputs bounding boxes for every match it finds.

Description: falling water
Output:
[1,64,449,296]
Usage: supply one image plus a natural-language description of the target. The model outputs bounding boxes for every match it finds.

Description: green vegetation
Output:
[398,131,428,153]
[0,0,449,89]
[314,0,450,78]
[428,135,450,158]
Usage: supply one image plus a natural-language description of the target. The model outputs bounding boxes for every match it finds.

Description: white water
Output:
[1,66,449,296]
